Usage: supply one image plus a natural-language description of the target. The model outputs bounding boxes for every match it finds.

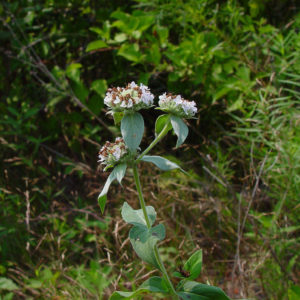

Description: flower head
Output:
[98,137,128,167]
[104,82,154,112]
[158,93,197,118]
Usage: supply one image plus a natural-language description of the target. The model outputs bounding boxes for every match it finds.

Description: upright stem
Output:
[136,120,170,163]
[132,163,179,300]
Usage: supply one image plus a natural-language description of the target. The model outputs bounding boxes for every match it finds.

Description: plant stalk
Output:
[132,163,179,300]
[136,119,170,163]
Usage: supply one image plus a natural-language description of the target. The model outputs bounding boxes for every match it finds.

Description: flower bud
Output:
[98,137,128,167]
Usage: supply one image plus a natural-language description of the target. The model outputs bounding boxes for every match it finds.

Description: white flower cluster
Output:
[158,93,197,118]
[98,137,128,166]
[104,82,154,111]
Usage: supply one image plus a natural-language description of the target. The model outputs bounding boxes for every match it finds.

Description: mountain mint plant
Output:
[98,82,231,300]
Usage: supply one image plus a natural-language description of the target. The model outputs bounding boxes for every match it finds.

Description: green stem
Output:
[136,119,170,163]
[132,163,179,300]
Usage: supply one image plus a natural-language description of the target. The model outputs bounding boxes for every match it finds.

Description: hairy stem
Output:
[136,119,170,162]
[132,163,179,299]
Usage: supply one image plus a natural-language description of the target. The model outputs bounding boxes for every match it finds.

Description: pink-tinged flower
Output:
[158,93,197,118]
[98,137,128,167]
[104,82,154,112]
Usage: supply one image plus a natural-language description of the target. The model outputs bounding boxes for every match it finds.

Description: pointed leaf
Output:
[155,114,172,135]
[183,249,203,280]
[177,281,231,300]
[110,276,168,299]
[141,155,185,173]
[113,111,124,125]
[113,163,127,185]
[140,276,168,293]
[86,40,108,52]
[98,172,116,213]
[170,115,189,148]
[121,202,156,227]
[130,224,165,270]
[121,112,144,152]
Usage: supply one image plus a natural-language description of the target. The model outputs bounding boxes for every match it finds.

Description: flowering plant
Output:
[98,82,231,300]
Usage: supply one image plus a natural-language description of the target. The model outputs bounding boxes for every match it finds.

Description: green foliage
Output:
[1,0,299,299]
[177,281,231,300]
[141,155,183,172]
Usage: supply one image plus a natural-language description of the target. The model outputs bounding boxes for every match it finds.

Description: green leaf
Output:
[66,63,82,83]
[183,249,203,280]
[130,224,165,269]
[98,165,127,212]
[113,163,127,185]
[177,281,231,300]
[121,112,144,152]
[177,292,207,300]
[0,277,18,291]
[98,172,116,213]
[141,155,184,172]
[113,112,124,125]
[121,202,156,227]
[110,276,168,299]
[118,43,142,63]
[155,114,172,135]
[86,40,108,52]
[91,79,107,97]
[170,115,188,148]
[289,285,300,300]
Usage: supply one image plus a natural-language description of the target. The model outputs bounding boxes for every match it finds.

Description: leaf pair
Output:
[121,202,165,270]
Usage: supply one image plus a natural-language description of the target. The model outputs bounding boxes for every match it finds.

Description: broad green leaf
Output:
[110,276,168,299]
[141,155,184,173]
[155,114,172,135]
[113,163,127,185]
[0,277,18,291]
[121,112,144,152]
[183,249,203,280]
[178,281,231,300]
[118,43,142,63]
[139,276,168,293]
[86,40,108,52]
[121,202,156,227]
[98,172,116,213]
[130,224,165,269]
[170,115,188,148]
